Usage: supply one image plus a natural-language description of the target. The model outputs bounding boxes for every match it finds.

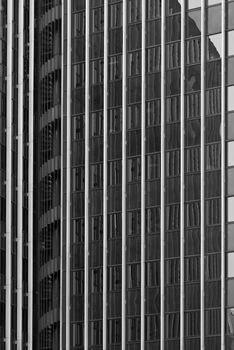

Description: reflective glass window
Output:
[228,168,234,196]
[228,2,234,30]
[228,224,234,251]
[207,5,221,34]
[228,57,234,86]
[186,9,201,38]
[228,31,234,56]
[208,0,221,4]
[228,197,234,222]
[227,281,234,307]
[228,141,234,167]
[166,15,181,42]
[187,0,201,9]
[227,308,234,336]
[228,86,234,111]
[228,253,234,278]
[207,34,222,60]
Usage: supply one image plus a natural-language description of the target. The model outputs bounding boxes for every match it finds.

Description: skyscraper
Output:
[0,0,34,349]
[1,0,234,350]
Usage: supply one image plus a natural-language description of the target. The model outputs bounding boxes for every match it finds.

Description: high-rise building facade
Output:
[0,0,34,349]
[1,0,234,350]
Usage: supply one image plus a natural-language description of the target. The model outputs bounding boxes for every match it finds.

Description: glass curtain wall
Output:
[107,0,123,349]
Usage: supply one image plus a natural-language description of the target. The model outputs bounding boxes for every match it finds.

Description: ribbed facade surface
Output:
[1,0,234,350]
[0,0,34,349]
[60,0,231,350]
[37,0,61,349]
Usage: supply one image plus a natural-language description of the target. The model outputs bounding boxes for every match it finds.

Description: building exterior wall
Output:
[60,0,228,349]
[0,0,34,349]
[37,0,62,348]
[1,0,234,350]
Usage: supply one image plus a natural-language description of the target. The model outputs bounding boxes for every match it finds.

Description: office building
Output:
[1,0,234,350]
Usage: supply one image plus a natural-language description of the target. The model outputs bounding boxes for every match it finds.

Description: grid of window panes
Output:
[107,0,123,348]
[145,1,161,350]
[126,0,142,348]
[0,0,7,347]
[70,1,85,349]
[205,2,222,349]
[38,1,61,348]
[226,1,234,349]
[165,1,181,349]
[89,0,104,348]
[184,1,201,349]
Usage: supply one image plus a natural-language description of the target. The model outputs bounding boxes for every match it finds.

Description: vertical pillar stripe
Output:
[17,1,24,348]
[28,0,34,348]
[122,0,127,348]
[6,1,13,348]
[141,1,146,349]
[200,2,205,350]
[160,1,166,349]
[60,0,64,347]
[180,1,185,350]
[103,1,108,349]
[84,0,90,349]
[221,0,226,349]
[66,0,71,348]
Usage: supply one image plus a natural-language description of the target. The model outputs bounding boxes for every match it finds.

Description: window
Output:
[228,142,234,167]
[227,308,234,333]
[166,95,180,122]
[227,281,234,307]
[187,0,201,9]
[207,5,221,35]
[166,259,180,285]
[204,254,221,280]
[127,264,141,288]
[108,266,121,291]
[228,224,234,251]
[228,168,234,196]
[185,311,200,336]
[147,46,161,73]
[228,31,234,56]
[91,321,102,346]
[166,15,181,43]
[186,9,201,38]
[71,271,84,295]
[228,253,234,278]
[91,268,103,292]
[145,315,160,340]
[207,34,222,60]
[165,313,180,338]
[91,216,103,240]
[108,213,121,238]
[146,261,160,287]
[185,256,200,282]
[108,319,121,344]
[127,317,141,341]
[228,57,234,87]
[205,309,221,335]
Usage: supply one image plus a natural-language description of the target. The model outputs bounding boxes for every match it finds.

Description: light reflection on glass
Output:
[207,33,222,59]
[188,0,201,9]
